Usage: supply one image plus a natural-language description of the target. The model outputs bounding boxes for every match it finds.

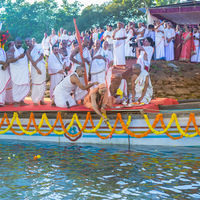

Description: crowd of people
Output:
[0,19,199,118]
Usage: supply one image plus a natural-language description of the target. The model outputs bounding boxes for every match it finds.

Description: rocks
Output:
[150,61,200,100]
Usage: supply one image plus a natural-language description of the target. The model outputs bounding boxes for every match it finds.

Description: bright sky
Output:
[26,0,110,7]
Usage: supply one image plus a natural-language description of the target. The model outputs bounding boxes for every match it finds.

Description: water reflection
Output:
[0,140,199,199]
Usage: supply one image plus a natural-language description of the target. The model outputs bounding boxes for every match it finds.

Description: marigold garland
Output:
[0,112,199,140]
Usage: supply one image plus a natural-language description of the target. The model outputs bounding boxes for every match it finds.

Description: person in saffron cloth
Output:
[112,22,127,66]
[131,64,153,104]
[53,65,98,108]
[84,83,111,121]
[179,25,195,62]
[174,25,183,60]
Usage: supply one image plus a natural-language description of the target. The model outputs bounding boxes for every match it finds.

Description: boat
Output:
[0,97,199,146]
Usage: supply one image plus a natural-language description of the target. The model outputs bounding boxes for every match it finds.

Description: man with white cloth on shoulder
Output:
[131,64,153,105]
[53,65,98,108]
[165,22,175,61]
[112,22,127,66]
[0,48,11,106]
[8,37,30,107]
[25,38,46,106]
[48,43,67,102]
[191,27,200,63]
[70,37,92,100]
[155,20,165,60]
[90,40,107,87]
[137,37,154,72]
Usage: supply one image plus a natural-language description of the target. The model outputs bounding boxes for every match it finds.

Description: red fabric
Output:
[0,98,178,113]
[150,98,179,106]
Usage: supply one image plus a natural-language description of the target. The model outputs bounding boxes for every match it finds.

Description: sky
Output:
[26,0,110,7]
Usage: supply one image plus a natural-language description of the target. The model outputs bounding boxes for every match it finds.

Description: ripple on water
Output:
[0,140,200,200]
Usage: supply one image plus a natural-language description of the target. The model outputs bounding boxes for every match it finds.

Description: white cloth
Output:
[125,29,134,57]
[135,70,153,104]
[31,82,45,103]
[48,53,65,99]
[41,36,50,56]
[146,30,155,42]
[53,73,79,108]
[30,45,46,103]
[137,46,154,71]
[137,27,145,39]
[10,46,29,85]
[90,48,106,87]
[61,34,68,41]
[50,35,58,46]
[30,45,46,85]
[10,46,30,102]
[92,32,99,42]
[5,80,13,104]
[113,28,126,65]
[12,82,30,103]
[71,47,91,75]
[155,25,165,60]
[0,48,11,105]
[191,32,200,62]
[104,30,113,45]
[165,28,175,61]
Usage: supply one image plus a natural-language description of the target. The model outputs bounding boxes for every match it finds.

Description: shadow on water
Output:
[0,140,200,200]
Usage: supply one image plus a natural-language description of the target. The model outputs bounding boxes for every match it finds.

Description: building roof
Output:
[149,1,200,24]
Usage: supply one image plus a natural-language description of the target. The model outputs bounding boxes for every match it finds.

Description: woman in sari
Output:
[174,25,182,60]
[179,25,195,62]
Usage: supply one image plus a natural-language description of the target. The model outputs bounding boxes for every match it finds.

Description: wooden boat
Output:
[0,98,199,146]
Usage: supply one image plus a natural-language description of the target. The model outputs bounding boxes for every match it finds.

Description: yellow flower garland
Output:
[0,112,199,139]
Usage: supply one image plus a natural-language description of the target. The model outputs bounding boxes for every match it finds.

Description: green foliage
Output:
[0,0,179,43]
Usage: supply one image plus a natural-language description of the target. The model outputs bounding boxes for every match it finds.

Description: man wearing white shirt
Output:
[0,48,11,106]
[103,25,113,51]
[112,22,127,66]
[41,32,50,58]
[137,37,154,72]
[165,22,175,61]
[8,38,30,107]
[191,27,200,63]
[26,38,46,105]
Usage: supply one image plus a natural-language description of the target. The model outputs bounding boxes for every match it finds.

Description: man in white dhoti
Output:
[41,32,50,58]
[165,22,175,61]
[155,20,165,60]
[53,65,98,108]
[125,22,134,57]
[70,37,92,100]
[134,22,145,41]
[191,27,200,63]
[48,44,66,103]
[103,41,113,95]
[66,31,75,57]
[137,37,154,72]
[8,38,30,107]
[0,48,11,106]
[25,38,46,106]
[103,25,113,51]
[131,64,153,104]
[4,41,15,105]
[59,40,71,75]
[61,30,68,41]
[49,29,58,52]
[90,40,106,87]
[112,22,127,66]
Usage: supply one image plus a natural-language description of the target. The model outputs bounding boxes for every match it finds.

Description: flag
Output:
[73,18,88,85]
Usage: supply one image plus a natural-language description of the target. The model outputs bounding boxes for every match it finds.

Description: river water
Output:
[0,140,199,199]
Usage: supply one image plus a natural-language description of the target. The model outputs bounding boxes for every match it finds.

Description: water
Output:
[0,140,200,200]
